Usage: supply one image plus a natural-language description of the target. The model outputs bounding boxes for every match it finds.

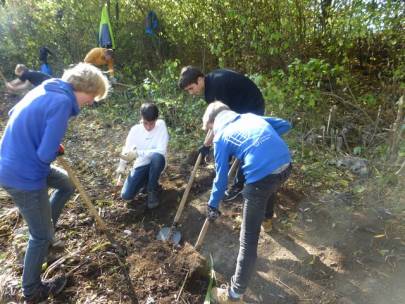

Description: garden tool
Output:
[58,156,125,255]
[194,158,239,250]
[194,217,210,250]
[157,130,212,244]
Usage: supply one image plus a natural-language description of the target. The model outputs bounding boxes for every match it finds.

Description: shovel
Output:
[194,158,240,250]
[58,157,125,255]
[157,152,203,244]
[157,130,212,244]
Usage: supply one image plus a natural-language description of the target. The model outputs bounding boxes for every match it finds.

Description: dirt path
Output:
[1,96,404,303]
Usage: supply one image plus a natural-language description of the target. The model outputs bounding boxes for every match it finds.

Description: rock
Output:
[336,156,369,177]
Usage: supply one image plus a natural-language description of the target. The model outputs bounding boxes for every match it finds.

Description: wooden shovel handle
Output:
[172,130,212,225]
[58,157,109,232]
[194,218,210,250]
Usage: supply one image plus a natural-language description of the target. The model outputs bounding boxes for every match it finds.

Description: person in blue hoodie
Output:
[0,63,109,304]
[202,101,292,304]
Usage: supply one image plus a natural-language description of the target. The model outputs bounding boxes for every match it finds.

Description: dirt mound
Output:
[127,236,207,303]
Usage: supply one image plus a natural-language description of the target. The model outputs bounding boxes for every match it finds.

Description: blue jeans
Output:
[121,153,165,200]
[230,164,291,295]
[3,166,75,297]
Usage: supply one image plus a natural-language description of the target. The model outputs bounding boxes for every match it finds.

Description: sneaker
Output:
[147,191,159,209]
[223,186,243,202]
[261,218,273,233]
[211,286,243,303]
[24,275,67,304]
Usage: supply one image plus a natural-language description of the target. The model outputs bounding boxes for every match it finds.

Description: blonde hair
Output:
[15,64,28,75]
[202,101,230,130]
[62,62,110,101]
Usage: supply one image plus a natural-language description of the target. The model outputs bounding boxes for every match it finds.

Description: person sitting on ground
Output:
[0,63,110,304]
[178,66,266,201]
[201,101,292,304]
[6,64,51,92]
[84,47,116,82]
[116,102,169,209]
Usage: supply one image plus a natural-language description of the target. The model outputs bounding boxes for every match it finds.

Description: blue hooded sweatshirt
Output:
[0,79,80,190]
[208,111,292,208]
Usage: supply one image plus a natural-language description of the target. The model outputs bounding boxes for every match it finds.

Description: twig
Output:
[395,160,405,176]
[43,246,85,279]
[388,96,404,162]
[176,270,190,302]
[321,92,374,124]
[114,82,136,89]
[326,105,336,135]
[368,105,382,147]
[275,277,301,297]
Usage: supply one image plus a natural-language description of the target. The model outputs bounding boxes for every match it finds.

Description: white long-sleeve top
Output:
[119,119,169,169]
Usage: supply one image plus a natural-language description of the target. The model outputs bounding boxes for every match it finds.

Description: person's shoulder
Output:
[156,119,166,125]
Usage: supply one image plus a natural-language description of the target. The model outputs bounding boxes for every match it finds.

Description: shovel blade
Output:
[157,227,181,245]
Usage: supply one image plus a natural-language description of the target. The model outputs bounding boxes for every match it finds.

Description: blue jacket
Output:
[0,79,80,190]
[208,111,292,208]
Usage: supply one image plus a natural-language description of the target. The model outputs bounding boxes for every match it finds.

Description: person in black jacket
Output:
[39,46,54,76]
[39,46,54,65]
[178,66,266,200]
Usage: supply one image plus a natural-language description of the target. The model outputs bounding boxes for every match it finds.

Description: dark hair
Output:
[105,49,114,57]
[178,66,204,89]
[140,102,159,121]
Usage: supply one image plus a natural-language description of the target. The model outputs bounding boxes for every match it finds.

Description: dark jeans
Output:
[230,164,291,295]
[3,166,75,297]
[121,153,165,200]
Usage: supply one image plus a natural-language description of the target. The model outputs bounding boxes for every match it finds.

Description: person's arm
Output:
[46,48,54,56]
[117,127,137,170]
[36,101,71,164]
[107,58,114,77]
[207,141,230,209]
[263,117,292,136]
[6,79,30,92]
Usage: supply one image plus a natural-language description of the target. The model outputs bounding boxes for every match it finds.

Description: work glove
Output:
[207,205,221,222]
[120,149,137,162]
[198,145,210,157]
[116,160,127,175]
[57,144,65,156]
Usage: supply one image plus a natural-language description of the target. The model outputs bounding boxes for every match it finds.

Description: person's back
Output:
[39,47,53,64]
[19,69,51,86]
[0,80,79,190]
[84,48,114,77]
[205,69,264,115]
